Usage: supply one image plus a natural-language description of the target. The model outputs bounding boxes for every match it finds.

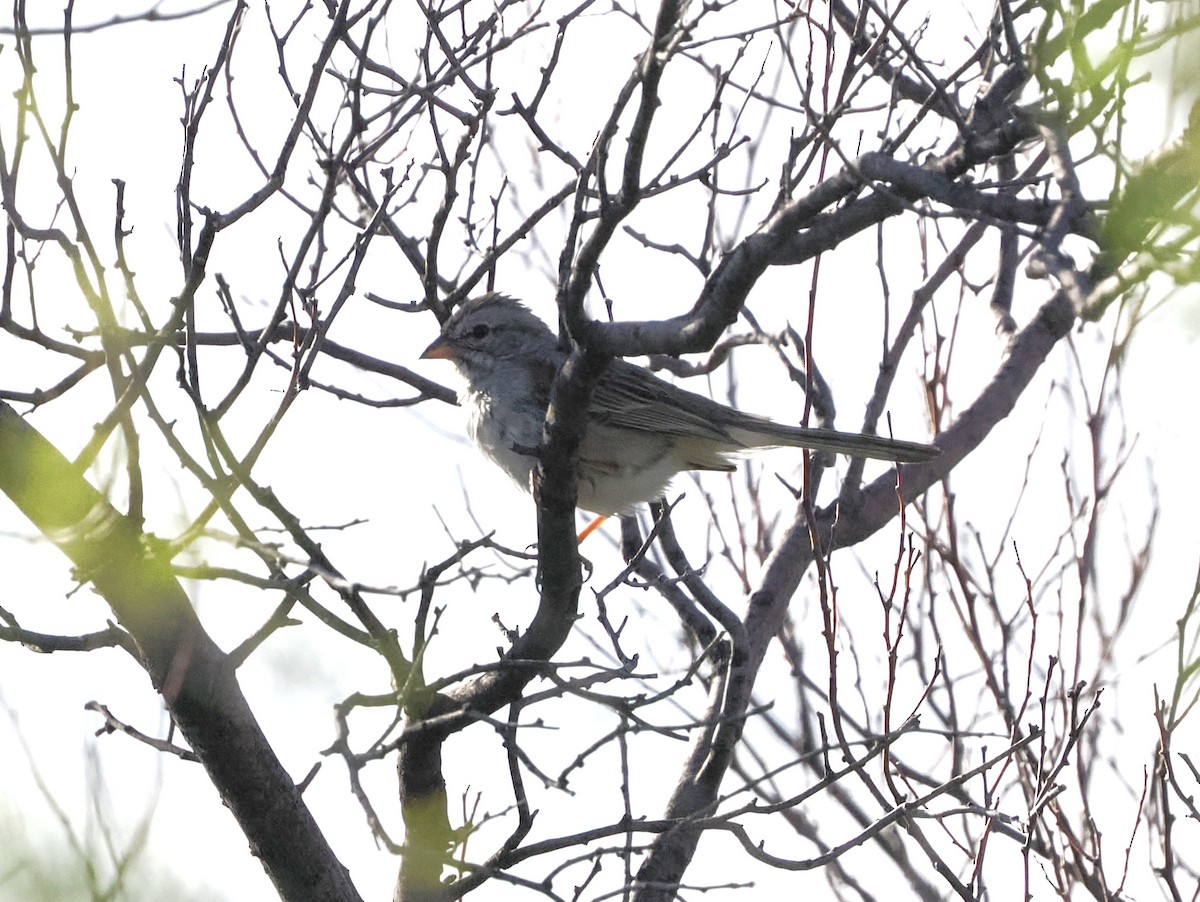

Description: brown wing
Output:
[589,360,938,464]
[588,360,746,445]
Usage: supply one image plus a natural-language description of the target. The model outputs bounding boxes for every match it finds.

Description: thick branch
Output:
[0,401,360,902]
[631,289,1076,897]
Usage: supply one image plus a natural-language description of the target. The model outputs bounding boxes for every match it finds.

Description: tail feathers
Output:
[729,423,938,463]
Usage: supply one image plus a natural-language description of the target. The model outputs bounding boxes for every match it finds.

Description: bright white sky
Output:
[1,2,1199,900]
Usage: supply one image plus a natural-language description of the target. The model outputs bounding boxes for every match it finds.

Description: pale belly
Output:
[467,391,683,516]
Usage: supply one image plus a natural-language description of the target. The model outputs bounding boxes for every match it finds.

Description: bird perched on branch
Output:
[422,293,937,519]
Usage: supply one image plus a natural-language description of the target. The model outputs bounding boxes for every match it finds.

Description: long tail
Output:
[730,423,938,463]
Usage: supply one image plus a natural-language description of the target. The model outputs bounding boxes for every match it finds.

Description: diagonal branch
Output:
[0,401,361,902]
[631,288,1076,898]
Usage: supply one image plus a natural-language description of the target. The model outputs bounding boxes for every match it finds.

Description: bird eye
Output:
[469,323,490,340]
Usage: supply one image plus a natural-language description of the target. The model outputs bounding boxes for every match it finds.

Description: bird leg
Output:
[531,466,609,543]
[577,515,609,543]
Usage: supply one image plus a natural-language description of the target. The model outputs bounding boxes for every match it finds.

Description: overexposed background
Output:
[2,1,1198,899]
